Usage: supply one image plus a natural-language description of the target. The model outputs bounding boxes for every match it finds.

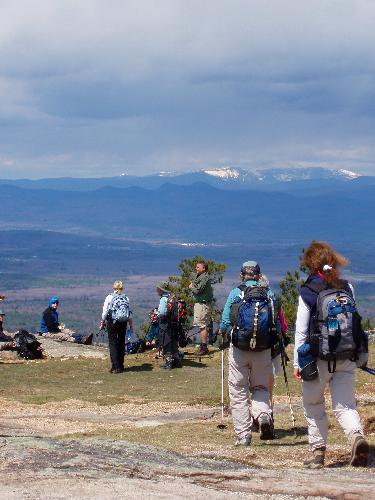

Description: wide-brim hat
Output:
[157,281,170,293]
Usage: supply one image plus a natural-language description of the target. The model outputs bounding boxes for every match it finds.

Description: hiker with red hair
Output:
[294,241,369,468]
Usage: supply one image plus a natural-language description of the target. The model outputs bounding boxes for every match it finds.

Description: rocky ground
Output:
[0,398,374,499]
[0,340,374,498]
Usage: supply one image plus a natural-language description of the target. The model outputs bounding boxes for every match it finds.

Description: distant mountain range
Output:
[1,177,374,245]
[1,167,374,279]
[0,166,371,192]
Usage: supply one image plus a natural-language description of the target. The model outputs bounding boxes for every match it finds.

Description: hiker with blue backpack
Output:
[218,261,281,446]
[294,241,369,468]
[100,280,133,374]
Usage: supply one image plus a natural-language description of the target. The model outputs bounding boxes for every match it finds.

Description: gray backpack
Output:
[108,293,130,323]
[306,281,363,372]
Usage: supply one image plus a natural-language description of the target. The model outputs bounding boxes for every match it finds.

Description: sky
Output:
[0,0,375,179]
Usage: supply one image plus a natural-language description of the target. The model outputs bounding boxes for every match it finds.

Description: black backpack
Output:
[166,295,187,327]
[14,330,44,360]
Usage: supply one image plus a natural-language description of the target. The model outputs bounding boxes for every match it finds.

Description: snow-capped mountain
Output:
[202,167,244,180]
[0,166,368,192]
[200,166,362,183]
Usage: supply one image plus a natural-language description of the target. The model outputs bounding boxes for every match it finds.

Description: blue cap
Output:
[49,297,59,306]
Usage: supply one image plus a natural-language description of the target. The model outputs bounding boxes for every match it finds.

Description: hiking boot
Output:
[196,345,209,356]
[235,435,251,447]
[110,368,124,374]
[82,333,93,345]
[161,357,173,370]
[172,356,183,368]
[303,448,325,469]
[350,433,369,467]
[259,414,275,440]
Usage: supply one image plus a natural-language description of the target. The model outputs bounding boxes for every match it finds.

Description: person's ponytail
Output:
[320,265,341,288]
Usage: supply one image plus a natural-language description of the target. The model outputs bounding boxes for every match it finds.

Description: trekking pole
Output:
[279,338,297,437]
[217,346,227,430]
[361,366,375,376]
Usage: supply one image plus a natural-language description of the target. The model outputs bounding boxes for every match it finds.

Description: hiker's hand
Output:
[0,295,5,300]
[293,368,302,380]
[188,283,192,289]
[99,320,105,330]
[218,330,230,350]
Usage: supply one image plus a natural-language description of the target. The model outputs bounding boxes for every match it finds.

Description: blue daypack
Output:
[229,285,277,351]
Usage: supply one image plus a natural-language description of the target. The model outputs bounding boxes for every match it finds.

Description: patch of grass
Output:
[0,345,374,408]
[0,349,228,406]
[1,344,374,469]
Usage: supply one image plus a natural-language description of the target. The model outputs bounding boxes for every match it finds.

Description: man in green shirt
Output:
[189,260,213,355]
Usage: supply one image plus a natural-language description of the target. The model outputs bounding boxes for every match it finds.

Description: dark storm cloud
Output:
[0,0,375,177]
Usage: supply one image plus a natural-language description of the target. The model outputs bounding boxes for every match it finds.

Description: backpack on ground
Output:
[108,293,130,323]
[178,328,191,348]
[229,285,277,351]
[125,339,146,355]
[14,330,44,360]
[305,280,364,372]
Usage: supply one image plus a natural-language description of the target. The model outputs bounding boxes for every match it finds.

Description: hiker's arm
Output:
[99,295,112,329]
[190,274,209,294]
[293,297,310,369]
[157,296,168,317]
[219,289,238,331]
[101,295,112,320]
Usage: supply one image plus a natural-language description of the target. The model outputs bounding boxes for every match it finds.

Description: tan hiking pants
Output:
[303,359,364,450]
[228,345,272,440]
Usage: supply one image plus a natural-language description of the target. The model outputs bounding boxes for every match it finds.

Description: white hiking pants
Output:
[303,359,364,450]
[228,345,272,440]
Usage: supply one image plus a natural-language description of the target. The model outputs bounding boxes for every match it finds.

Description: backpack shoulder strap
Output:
[302,279,326,294]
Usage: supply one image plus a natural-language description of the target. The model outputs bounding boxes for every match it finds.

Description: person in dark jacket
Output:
[40,297,91,344]
[40,297,60,333]
[156,282,181,369]
[0,308,13,342]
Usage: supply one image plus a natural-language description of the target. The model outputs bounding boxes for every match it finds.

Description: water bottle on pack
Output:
[126,328,137,343]
[297,343,318,381]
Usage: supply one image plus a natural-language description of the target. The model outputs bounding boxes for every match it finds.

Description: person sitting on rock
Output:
[40,297,92,344]
[0,308,14,344]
